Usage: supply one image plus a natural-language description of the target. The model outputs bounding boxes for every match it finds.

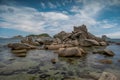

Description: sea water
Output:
[0,38,120,80]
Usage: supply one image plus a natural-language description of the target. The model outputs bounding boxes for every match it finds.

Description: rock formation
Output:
[53,24,106,47]
[8,24,111,57]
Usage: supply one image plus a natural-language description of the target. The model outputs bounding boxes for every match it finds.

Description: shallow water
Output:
[0,41,120,80]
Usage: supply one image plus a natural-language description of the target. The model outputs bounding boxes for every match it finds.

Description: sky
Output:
[0,0,120,38]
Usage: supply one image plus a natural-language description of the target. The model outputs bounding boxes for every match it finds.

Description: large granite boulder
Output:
[99,72,117,80]
[80,39,100,47]
[8,43,36,50]
[57,47,86,57]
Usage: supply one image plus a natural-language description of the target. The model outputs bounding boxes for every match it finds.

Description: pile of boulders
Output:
[42,25,111,57]
[53,24,107,47]
[8,37,39,57]
[8,24,115,57]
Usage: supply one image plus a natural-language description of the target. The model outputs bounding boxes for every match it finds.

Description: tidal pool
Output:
[0,44,120,80]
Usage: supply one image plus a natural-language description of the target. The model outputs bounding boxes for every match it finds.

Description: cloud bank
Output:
[0,0,120,38]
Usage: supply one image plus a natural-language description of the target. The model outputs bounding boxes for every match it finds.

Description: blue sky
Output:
[0,0,120,38]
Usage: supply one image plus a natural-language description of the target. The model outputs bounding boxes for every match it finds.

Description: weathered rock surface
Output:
[44,44,65,50]
[99,72,117,80]
[99,42,107,46]
[103,49,115,56]
[21,37,40,46]
[35,37,53,45]
[8,43,36,50]
[93,49,115,56]
[57,47,86,57]
[80,39,100,47]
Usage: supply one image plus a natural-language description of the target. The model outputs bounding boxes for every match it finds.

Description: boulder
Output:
[14,53,26,57]
[65,40,79,46]
[116,42,120,45]
[8,43,36,50]
[71,40,79,46]
[29,42,40,46]
[57,47,86,57]
[99,42,107,46]
[51,58,57,64]
[54,31,67,40]
[11,49,27,53]
[118,60,120,62]
[11,49,27,57]
[99,72,117,80]
[80,39,100,47]
[53,38,62,44]
[35,37,53,45]
[64,44,74,48]
[103,49,115,56]
[93,49,115,56]
[44,44,65,50]
[98,59,112,64]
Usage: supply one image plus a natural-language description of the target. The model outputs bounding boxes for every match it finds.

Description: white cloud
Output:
[0,5,69,35]
[0,0,119,38]
[105,32,120,38]
[101,24,116,28]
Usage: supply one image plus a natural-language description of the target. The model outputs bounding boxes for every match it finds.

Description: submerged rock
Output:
[11,49,27,53]
[51,58,57,64]
[39,74,50,78]
[98,59,113,64]
[93,49,115,56]
[57,47,86,57]
[99,72,117,80]
[15,53,26,57]
[118,60,120,62]
[116,42,120,45]
[103,49,115,56]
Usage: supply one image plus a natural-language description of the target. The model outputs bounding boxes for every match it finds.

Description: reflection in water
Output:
[0,44,120,80]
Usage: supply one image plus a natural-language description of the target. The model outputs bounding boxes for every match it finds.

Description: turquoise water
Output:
[0,39,120,80]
